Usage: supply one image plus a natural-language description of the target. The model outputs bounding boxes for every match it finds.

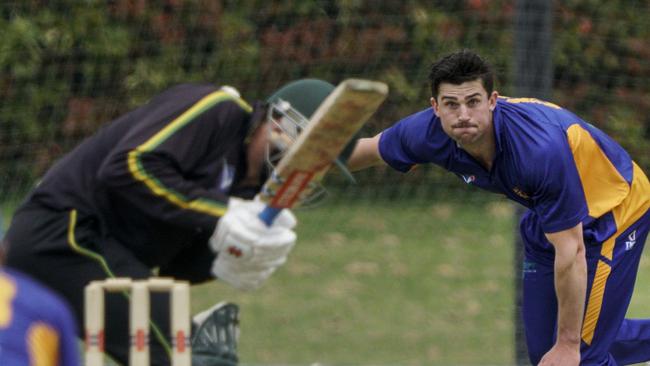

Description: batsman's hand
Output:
[209,197,296,290]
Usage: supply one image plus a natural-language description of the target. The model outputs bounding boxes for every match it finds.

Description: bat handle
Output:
[258,206,283,226]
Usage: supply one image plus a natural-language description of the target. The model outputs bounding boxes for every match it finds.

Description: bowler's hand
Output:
[538,342,580,366]
[209,197,296,290]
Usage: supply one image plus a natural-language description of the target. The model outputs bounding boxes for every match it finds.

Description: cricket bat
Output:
[257,78,389,225]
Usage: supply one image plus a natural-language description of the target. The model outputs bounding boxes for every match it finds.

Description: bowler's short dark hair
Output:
[428,50,494,99]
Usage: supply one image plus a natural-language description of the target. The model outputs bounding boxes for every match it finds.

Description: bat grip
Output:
[258,206,283,226]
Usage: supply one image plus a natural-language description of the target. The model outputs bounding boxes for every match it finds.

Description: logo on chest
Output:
[625,230,637,251]
[217,159,235,192]
[461,174,476,184]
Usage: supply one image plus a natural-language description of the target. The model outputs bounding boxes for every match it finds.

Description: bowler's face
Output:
[431,80,497,148]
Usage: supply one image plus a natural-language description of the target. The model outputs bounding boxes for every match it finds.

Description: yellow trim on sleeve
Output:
[0,273,17,328]
[138,90,251,151]
[126,90,250,218]
[566,124,630,218]
[27,322,59,366]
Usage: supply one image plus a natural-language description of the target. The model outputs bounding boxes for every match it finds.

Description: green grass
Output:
[192,197,650,365]
[4,196,649,365]
[192,197,519,365]
[630,246,650,317]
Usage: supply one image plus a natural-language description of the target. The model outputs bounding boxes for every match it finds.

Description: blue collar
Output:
[492,102,505,154]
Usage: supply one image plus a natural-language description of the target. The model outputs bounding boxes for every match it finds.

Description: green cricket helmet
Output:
[267,79,334,122]
[266,79,357,183]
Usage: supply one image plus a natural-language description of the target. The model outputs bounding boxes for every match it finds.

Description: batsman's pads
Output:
[209,197,296,290]
[191,302,240,366]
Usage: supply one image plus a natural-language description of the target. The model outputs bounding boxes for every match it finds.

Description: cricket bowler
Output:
[348,49,650,366]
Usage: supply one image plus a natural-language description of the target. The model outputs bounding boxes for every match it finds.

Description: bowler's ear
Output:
[488,91,499,111]
[430,97,439,113]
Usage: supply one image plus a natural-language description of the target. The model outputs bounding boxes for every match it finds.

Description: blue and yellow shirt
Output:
[379,97,650,257]
[0,268,79,366]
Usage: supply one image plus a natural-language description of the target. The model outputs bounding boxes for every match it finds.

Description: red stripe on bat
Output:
[271,171,315,208]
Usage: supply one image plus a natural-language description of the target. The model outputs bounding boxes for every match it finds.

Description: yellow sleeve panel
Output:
[27,322,60,366]
[0,274,17,328]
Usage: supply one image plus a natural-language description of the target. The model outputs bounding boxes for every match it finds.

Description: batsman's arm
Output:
[96,98,248,232]
[346,133,387,171]
[539,223,586,366]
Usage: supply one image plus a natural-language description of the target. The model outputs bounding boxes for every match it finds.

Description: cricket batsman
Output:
[347,50,650,365]
[3,79,350,365]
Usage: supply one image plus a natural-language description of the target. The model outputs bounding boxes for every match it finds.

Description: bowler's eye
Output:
[467,98,480,107]
[445,101,459,109]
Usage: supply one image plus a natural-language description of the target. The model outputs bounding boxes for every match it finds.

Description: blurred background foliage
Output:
[0,0,648,200]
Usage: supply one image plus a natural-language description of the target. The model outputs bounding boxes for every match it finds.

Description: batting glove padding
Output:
[209,197,296,290]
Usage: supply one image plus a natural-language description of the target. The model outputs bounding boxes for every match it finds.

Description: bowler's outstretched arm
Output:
[347,133,385,171]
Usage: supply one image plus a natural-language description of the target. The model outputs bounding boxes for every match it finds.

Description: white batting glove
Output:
[209,198,297,290]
